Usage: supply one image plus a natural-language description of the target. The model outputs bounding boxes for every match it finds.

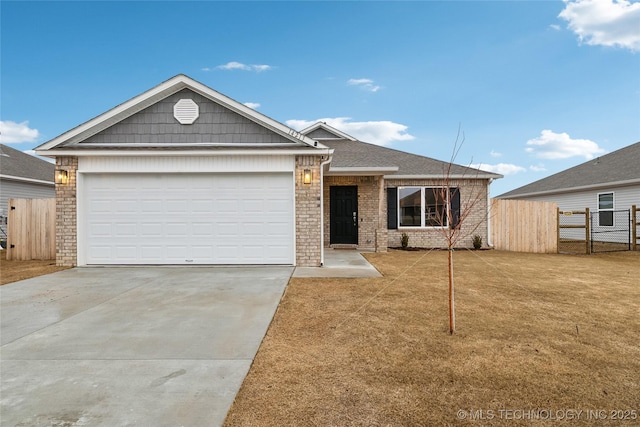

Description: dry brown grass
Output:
[0,250,69,285]
[224,249,640,426]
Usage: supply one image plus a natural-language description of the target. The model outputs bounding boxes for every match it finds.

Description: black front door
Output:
[330,186,358,244]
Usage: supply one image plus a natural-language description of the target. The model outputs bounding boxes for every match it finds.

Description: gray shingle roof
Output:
[0,144,54,182]
[323,138,501,178]
[498,141,640,198]
[301,122,500,179]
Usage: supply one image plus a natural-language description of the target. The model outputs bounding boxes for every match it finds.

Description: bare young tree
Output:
[430,128,489,334]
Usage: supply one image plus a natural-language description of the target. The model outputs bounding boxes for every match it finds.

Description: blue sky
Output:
[1,0,639,195]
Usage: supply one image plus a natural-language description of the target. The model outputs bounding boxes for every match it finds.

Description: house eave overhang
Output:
[0,174,54,186]
[326,166,399,176]
[35,148,334,158]
[499,178,640,199]
[384,174,501,180]
[35,74,326,152]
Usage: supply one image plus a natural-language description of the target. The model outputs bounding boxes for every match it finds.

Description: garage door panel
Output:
[115,246,137,260]
[140,223,162,237]
[141,246,163,261]
[115,223,138,237]
[141,200,162,212]
[84,173,294,265]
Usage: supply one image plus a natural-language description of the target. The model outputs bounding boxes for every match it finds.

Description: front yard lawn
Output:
[0,250,69,285]
[224,249,639,426]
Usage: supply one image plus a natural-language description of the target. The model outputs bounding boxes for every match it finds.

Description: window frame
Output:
[397,186,449,229]
[597,192,614,227]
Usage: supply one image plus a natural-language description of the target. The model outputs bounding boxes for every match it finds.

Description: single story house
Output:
[35,75,501,267]
[498,141,640,230]
[0,144,55,242]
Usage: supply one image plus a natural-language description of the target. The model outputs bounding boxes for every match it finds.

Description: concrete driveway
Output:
[0,266,292,427]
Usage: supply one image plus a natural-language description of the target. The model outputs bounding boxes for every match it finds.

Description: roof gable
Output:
[81,88,295,146]
[0,144,54,183]
[300,122,356,141]
[36,75,324,152]
[499,141,640,198]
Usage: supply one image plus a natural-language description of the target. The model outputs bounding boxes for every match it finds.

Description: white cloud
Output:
[213,61,273,72]
[490,150,502,158]
[529,164,547,172]
[347,78,381,92]
[0,120,39,143]
[243,102,261,109]
[286,117,414,146]
[549,24,562,31]
[558,0,640,51]
[525,130,606,159]
[251,64,272,72]
[470,163,527,175]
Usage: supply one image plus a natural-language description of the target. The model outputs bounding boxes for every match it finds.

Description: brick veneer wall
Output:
[295,155,322,266]
[385,179,489,249]
[55,156,78,267]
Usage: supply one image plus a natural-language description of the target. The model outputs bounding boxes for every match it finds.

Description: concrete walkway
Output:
[0,266,291,427]
[293,249,382,278]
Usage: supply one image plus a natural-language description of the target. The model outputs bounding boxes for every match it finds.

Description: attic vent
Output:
[173,99,199,124]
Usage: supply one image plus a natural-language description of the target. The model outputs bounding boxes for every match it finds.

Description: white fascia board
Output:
[63,142,304,148]
[36,74,327,151]
[0,174,54,186]
[499,178,640,199]
[384,174,496,180]
[35,77,188,151]
[35,148,334,157]
[326,166,399,176]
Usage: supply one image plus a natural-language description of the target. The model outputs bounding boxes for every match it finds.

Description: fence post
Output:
[556,207,561,254]
[633,205,637,252]
[585,207,591,255]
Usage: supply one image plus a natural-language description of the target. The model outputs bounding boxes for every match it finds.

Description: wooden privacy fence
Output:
[490,199,558,253]
[5,198,56,260]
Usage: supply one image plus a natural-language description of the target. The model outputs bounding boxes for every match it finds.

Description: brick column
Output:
[55,156,78,267]
[295,155,321,266]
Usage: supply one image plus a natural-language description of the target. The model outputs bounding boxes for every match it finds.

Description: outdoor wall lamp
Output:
[303,169,312,185]
[55,169,69,185]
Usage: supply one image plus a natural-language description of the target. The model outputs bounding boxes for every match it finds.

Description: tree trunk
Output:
[448,248,455,334]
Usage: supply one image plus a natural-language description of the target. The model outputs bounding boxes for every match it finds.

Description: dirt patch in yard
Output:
[0,251,69,285]
[224,249,640,426]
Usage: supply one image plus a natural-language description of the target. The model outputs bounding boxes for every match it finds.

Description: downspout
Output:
[487,178,494,248]
[319,150,333,266]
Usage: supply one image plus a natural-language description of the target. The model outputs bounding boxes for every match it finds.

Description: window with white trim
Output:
[398,187,449,228]
[597,192,614,227]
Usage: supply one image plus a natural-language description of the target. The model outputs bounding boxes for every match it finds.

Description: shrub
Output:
[472,234,482,250]
[401,233,409,249]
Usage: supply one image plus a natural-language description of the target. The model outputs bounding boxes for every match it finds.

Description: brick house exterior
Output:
[36,75,501,268]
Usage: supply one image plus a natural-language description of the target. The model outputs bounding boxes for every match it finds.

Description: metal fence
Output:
[590,209,631,253]
[558,208,632,254]
[558,210,589,254]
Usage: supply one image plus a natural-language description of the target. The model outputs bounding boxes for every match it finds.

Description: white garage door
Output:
[83,173,294,265]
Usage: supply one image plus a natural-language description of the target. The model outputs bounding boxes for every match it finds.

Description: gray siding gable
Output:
[306,127,344,140]
[80,89,294,145]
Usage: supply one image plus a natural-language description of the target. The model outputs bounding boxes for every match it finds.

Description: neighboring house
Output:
[498,142,640,238]
[0,144,55,242]
[35,74,501,267]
